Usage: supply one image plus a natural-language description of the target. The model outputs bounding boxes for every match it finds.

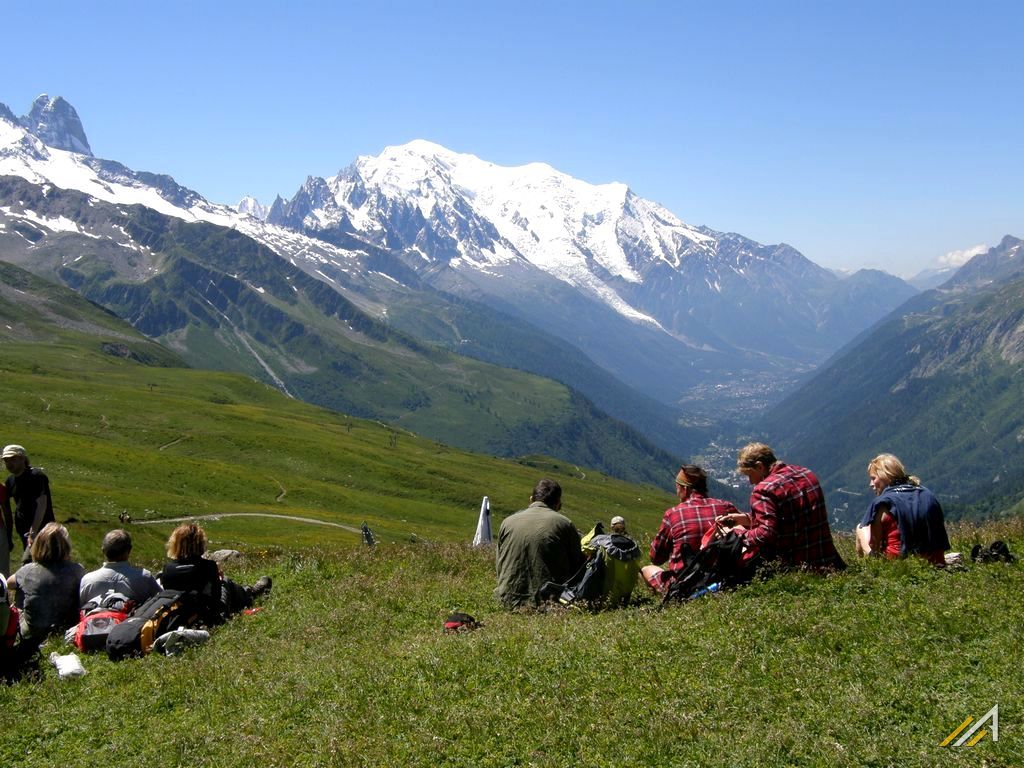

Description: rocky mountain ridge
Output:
[4,94,92,156]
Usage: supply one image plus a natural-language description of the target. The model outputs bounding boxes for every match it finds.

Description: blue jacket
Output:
[861,484,950,556]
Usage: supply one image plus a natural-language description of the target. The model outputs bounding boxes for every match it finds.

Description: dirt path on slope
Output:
[158,436,189,451]
[133,512,363,535]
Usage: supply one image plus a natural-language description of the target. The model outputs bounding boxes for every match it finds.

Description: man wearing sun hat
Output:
[3,444,55,559]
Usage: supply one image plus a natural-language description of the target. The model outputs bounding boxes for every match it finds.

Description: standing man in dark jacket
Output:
[729,442,845,571]
[495,479,583,609]
[3,444,55,558]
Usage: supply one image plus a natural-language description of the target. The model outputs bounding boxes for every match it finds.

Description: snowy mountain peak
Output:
[382,138,459,161]
[263,137,920,371]
[316,139,717,286]
[21,94,93,156]
[237,195,269,220]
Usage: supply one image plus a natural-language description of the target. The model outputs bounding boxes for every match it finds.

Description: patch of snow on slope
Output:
[0,207,86,236]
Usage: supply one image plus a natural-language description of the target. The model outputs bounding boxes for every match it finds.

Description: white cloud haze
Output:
[937,244,988,268]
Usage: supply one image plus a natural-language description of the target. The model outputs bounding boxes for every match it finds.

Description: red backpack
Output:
[73,592,135,653]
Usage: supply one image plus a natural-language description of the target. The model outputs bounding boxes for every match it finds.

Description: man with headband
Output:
[642,464,741,593]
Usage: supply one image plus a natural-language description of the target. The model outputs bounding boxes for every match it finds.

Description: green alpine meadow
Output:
[0,259,1021,767]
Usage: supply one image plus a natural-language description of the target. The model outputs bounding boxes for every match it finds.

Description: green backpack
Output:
[576,526,642,608]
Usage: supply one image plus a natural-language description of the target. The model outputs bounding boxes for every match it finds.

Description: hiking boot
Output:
[251,575,272,598]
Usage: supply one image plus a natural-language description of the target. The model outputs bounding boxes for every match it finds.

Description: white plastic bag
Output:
[49,652,86,679]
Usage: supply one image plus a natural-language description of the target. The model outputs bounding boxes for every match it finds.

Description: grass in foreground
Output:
[1,519,1021,767]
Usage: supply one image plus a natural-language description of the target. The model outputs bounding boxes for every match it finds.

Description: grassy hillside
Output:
[383,288,713,459]
[760,265,1024,525]
[0,521,1021,767]
[0,270,678,565]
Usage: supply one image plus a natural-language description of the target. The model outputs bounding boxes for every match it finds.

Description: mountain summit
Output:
[6,94,94,156]
[267,140,919,408]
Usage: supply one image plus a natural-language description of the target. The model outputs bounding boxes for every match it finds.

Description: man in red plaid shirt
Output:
[726,442,845,571]
[642,464,741,593]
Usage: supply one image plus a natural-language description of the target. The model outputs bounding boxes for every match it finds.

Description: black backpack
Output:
[535,554,607,607]
[661,530,757,606]
[106,589,207,661]
[558,550,608,606]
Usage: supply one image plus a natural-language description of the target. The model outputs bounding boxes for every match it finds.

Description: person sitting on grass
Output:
[731,442,845,572]
[79,528,161,606]
[158,522,271,624]
[7,523,85,650]
[642,464,742,594]
[578,515,641,608]
[855,453,949,566]
[495,479,584,609]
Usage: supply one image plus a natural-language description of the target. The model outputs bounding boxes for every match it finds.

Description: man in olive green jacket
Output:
[495,479,583,608]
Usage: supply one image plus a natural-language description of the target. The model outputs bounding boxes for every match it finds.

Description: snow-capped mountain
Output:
[0,98,379,297]
[1,95,715,473]
[1,93,917,415]
[272,140,721,331]
[265,139,919,404]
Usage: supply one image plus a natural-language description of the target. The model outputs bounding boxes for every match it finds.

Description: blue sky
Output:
[6,1,1022,276]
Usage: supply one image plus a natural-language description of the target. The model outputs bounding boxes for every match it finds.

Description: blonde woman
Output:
[8,523,85,644]
[855,453,949,565]
[158,522,271,623]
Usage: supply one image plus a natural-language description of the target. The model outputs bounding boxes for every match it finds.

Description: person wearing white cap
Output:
[610,515,627,534]
[3,444,55,558]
